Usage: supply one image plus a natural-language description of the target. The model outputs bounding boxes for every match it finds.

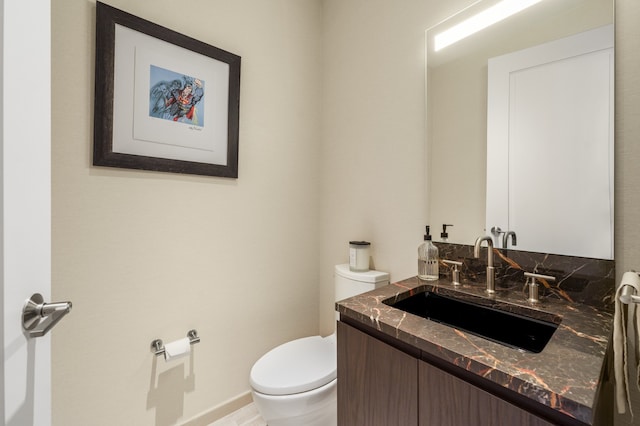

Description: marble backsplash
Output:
[434,242,615,312]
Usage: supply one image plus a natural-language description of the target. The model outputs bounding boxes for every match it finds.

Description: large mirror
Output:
[426,0,614,259]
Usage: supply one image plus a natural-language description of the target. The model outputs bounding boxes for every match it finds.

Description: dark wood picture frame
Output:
[93,2,241,178]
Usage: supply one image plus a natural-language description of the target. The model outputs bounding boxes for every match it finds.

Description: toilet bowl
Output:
[250,335,337,426]
[249,265,389,425]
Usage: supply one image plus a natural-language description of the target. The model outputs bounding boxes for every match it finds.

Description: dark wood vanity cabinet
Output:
[419,359,553,426]
[337,320,418,426]
[338,320,556,426]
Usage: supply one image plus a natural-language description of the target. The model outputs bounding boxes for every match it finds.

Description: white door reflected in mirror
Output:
[486,25,614,259]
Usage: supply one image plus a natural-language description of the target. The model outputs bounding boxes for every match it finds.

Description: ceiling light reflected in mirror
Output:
[434,0,545,51]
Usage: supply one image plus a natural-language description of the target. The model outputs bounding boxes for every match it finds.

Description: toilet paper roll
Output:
[163,337,191,362]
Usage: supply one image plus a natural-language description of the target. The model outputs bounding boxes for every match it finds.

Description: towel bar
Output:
[619,271,640,305]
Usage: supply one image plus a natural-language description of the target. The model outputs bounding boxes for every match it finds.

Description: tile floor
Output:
[208,402,267,426]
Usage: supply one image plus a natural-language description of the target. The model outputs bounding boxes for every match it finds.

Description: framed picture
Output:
[93,2,241,178]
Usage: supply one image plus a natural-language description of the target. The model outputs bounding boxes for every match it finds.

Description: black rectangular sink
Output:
[384,291,560,353]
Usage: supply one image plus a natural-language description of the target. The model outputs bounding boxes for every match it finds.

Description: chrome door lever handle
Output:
[22,293,72,338]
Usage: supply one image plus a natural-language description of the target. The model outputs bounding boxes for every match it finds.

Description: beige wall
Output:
[318,0,472,335]
[615,0,640,423]
[52,1,322,424]
[51,0,640,424]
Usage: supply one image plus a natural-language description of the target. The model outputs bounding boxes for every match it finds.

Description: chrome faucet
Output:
[502,231,517,249]
[474,236,495,294]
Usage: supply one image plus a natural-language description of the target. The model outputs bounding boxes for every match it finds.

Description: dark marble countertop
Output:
[336,276,613,425]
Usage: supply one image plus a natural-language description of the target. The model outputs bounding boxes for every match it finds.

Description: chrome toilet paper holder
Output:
[151,329,200,356]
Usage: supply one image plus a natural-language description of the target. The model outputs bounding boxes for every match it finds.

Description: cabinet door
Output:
[419,360,554,426]
[337,321,418,426]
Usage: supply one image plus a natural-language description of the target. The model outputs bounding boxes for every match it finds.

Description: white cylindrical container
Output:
[349,241,370,272]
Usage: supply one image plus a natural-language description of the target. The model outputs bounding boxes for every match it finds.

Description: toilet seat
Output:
[250,335,336,395]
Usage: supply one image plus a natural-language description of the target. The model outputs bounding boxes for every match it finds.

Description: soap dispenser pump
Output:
[418,226,439,281]
[441,224,453,242]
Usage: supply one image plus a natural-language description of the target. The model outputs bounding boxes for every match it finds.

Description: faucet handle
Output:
[490,226,504,236]
[443,260,463,286]
[524,272,556,303]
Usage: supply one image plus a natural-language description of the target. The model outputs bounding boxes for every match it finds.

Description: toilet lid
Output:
[250,335,336,395]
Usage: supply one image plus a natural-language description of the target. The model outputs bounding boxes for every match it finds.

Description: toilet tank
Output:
[334,264,389,303]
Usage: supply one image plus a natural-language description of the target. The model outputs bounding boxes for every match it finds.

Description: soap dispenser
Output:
[418,226,439,281]
[441,224,453,242]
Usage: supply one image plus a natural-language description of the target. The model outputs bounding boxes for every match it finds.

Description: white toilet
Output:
[250,264,390,426]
